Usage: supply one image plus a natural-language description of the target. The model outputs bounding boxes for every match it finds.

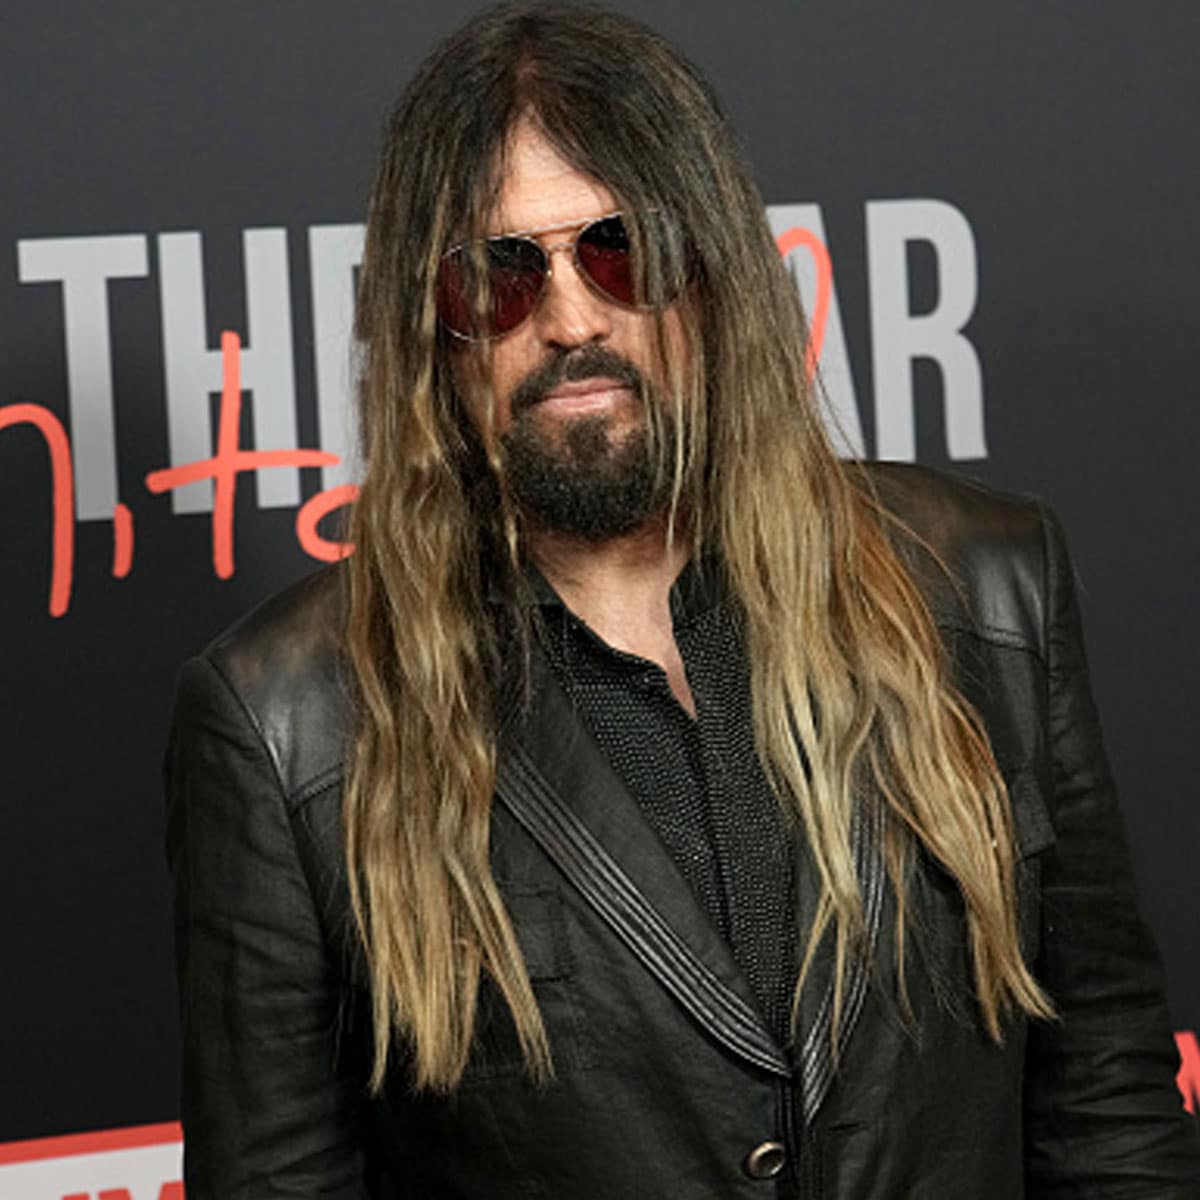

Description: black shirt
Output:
[534,562,798,1044]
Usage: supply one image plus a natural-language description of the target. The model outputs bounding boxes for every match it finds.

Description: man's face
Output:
[451,118,685,539]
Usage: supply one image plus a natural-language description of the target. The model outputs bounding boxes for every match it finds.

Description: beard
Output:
[499,346,671,541]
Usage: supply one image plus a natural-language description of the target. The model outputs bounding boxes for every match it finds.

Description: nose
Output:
[532,240,614,349]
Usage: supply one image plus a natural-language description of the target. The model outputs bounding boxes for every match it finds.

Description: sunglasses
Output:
[435,211,668,341]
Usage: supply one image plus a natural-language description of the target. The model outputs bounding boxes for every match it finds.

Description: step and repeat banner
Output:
[2,2,1197,1194]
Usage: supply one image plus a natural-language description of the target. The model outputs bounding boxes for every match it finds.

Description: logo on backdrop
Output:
[0,1121,182,1200]
[4,200,986,616]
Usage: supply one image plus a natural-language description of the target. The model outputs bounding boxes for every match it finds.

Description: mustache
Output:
[508,346,645,417]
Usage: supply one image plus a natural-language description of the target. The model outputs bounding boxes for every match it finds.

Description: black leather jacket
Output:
[166,463,1200,1197]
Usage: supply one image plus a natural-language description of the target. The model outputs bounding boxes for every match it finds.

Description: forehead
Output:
[488,118,617,236]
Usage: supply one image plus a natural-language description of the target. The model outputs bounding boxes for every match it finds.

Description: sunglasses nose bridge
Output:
[541,237,577,257]
[531,234,615,345]
[539,235,585,284]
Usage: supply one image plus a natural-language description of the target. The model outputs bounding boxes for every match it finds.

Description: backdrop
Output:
[2,1,1197,1193]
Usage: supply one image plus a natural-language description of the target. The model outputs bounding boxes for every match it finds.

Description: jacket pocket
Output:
[464,886,599,1080]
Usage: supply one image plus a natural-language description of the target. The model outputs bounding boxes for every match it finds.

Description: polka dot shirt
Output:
[534,561,799,1045]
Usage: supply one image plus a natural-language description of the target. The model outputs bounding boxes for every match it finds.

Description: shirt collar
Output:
[488,554,724,626]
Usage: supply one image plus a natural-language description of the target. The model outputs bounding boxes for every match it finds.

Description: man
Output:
[166,5,1200,1196]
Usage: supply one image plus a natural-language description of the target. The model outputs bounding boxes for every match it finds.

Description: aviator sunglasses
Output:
[435,211,669,341]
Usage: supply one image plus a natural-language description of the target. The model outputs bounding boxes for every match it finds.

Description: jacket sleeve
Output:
[1023,506,1200,1195]
[166,654,371,1199]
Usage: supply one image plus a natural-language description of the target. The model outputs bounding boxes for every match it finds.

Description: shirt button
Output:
[743,1140,787,1179]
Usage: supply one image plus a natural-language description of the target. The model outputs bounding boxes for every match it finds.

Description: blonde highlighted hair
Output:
[345,3,1051,1093]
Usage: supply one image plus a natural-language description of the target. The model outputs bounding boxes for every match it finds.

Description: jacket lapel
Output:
[497,643,790,1077]
[498,639,889,1111]
[792,791,888,1122]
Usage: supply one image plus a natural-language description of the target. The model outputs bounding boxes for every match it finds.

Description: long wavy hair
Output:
[345,2,1052,1093]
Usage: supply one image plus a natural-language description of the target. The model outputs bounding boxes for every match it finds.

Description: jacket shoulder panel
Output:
[203,565,351,806]
[861,462,1048,658]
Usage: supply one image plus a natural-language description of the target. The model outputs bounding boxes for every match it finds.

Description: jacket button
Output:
[743,1140,787,1179]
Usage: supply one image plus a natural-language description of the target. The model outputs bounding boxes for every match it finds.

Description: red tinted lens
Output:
[576,215,635,305]
[436,237,547,338]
